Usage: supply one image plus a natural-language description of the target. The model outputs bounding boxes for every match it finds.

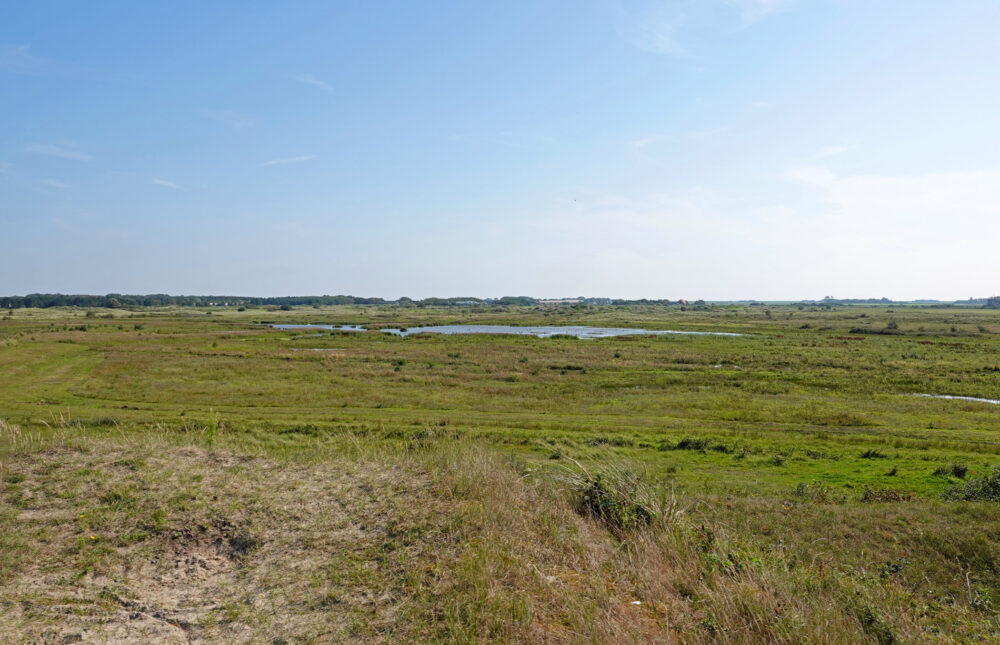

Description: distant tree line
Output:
[609,298,677,306]
[1,293,703,310]
[5,293,994,310]
[396,296,538,307]
[807,297,998,308]
[0,294,386,309]
[817,297,893,305]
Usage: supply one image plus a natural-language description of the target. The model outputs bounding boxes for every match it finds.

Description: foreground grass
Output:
[2,423,998,643]
[2,304,999,642]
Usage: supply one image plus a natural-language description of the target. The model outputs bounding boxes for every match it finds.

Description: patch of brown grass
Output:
[0,442,457,642]
[1,434,997,643]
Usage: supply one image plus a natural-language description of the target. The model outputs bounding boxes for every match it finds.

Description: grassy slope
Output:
[1,303,999,642]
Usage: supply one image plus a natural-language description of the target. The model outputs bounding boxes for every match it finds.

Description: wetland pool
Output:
[270,324,744,339]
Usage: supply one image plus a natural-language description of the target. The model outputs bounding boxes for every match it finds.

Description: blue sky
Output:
[3,1,999,299]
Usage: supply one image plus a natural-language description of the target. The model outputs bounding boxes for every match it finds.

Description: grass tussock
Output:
[554,458,680,535]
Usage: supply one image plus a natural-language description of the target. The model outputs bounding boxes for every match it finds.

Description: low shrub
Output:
[766,454,785,466]
[943,465,1000,502]
[932,463,968,479]
[578,471,654,533]
[791,481,844,504]
[674,437,709,451]
[861,487,912,503]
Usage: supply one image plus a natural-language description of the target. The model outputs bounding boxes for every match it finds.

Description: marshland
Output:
[1,302,998,643]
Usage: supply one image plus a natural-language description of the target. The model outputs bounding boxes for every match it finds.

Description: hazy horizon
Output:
[4,2,999,300]
[1,291,993,304]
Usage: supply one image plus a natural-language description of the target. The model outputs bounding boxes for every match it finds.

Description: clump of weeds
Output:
[944,465,1000,502]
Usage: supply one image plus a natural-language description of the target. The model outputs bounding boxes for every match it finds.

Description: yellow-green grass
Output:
[2,304,999,642]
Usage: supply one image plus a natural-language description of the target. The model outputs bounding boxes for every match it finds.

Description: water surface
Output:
[270,323,742,339]
[272,324,365,332]
[912,393,1000,405]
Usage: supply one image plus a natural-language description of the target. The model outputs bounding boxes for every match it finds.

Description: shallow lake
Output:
[272,324,365,333]
[270,324,743,339]
[912,393,1000,405]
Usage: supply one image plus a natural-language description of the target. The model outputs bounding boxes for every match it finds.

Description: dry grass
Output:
[1,439,452,642]
[1,426,998,643]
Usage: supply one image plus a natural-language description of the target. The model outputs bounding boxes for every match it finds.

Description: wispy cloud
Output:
[0,44,37,73]
[447,132,556,150]
[781,166,1000,258]
[784,166,836,186]
[153,178,183,190]
[262,155,316,166]
[25,143,95,161]
[617,1,794,57]
[517,164,1000,299]
[616,4,687,57]
[294,73,334,94]
[624,129,724,151]
[203,109,258,129]
[817,144,853,158]
[1,43,139,81]
[41,178,68,188]
[627,136,657,150]
[728,0,796,25]
[674,126,727,140]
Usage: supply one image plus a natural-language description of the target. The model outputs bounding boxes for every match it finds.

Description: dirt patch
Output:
[101,524,256,639]
[21,522,267,643]
[0,444,459,643]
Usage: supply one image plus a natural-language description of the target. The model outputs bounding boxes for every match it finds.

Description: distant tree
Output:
[985,296,1000,309]
[498,296,536,306]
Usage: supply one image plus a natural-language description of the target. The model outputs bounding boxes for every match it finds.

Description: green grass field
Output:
[2,304,998,643]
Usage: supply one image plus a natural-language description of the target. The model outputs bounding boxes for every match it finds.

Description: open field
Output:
[2,304,999,643]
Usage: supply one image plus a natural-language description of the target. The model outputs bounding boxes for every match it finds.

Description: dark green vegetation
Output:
[0,293,388,309]
[2,304,999,642]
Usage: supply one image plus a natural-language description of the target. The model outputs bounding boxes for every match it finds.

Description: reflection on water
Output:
[270,323,743,339]
[912,393,1000,405]
[272,324,365,332]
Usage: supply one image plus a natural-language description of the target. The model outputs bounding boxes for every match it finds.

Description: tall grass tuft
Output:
[554,458,682,536]
[0,418,20,440]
